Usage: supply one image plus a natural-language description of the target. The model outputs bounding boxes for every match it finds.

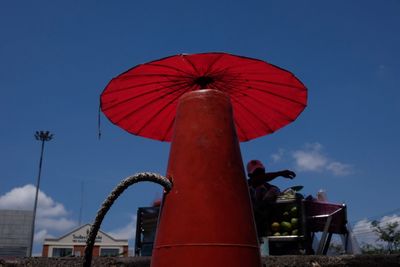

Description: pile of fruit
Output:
[270,205,301,236]
[278,188,296,200]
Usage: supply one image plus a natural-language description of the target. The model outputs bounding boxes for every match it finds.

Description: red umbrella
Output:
[100,52,307,141]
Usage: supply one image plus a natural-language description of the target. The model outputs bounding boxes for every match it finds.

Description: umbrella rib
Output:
[147,84,193,141]
[209,71,247,94]
[209,61,305,91]
[211,69,305,92]
[211,57,295,76]
[203,53,225,76]
[250,78,305,90]
[102,80,191,112]
[211,70,304,95]
[134,86,188,138]
[248,84,306,107]
[114,81,191,126]
[160,108,177,141]
[213,73,305,105]
[102,78,189,96]
[121,73,192,79]
[215,79,303,123]
[212,78,243,95]
[133,82,200,141]
[181,54,201,76]
[229,95,275,133]
[210,82,274,135]
[209,61,262,76]
[232,91,296,125]
[146,62,196,77]
[212,82,295,133]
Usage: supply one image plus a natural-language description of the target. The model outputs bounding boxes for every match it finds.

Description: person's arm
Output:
[264,170,296,182]
[249,170,296,187]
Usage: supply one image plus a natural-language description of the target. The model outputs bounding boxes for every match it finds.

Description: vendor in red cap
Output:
[247,159,296,237]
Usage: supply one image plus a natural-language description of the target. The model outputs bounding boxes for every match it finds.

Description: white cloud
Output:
[270,148,285,163]
[36,217,77,232]
[352,215,400,247]
[379,215,400,228]
[0,184,67,217]
[292,143,327,172]
[0,184,77,253]
[34,229,54,243]
[326,162,352,176]
[108,215,137,241]
[0,184,38,210]
[291,143,353,176]
[352,219,377,245]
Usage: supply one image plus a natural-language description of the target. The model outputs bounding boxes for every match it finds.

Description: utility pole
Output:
[29,131,53,257]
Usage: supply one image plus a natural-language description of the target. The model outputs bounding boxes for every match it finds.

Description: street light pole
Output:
[29,131,53,257]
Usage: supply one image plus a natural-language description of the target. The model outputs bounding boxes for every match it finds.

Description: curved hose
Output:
[83,172,172,267]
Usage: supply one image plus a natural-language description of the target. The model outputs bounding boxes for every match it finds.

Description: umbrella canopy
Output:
[100,52,307,142]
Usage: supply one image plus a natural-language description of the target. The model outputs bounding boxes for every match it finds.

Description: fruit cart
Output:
[264,194,350,255]
[265,197,312,255]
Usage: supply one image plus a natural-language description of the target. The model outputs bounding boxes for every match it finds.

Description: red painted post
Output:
[151,89,262,267]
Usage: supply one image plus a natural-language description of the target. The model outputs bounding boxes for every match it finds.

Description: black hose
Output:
[83,172,172,267]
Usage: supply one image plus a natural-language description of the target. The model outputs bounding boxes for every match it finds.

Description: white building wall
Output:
[0,210,33,257]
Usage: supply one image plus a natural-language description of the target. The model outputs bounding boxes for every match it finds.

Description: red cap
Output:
[246,160,265,175]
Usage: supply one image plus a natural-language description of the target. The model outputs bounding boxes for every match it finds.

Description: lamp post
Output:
[29,131,53,257]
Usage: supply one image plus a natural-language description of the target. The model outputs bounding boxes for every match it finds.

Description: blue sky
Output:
[1,1,399,254]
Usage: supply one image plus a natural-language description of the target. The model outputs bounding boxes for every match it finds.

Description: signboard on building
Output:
[42,224,128,257]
